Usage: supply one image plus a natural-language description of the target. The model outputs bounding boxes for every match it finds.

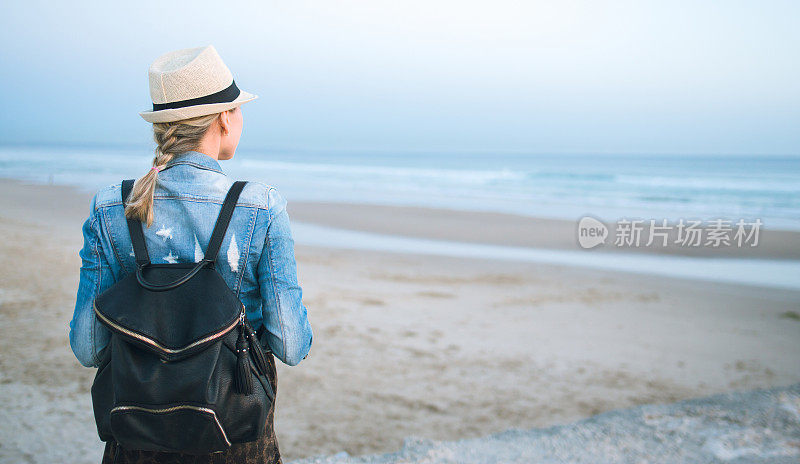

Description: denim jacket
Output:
[68,150,313,368]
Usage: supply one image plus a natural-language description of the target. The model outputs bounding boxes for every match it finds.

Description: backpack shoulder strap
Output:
[204,181,247,263]
[121,179,151,267]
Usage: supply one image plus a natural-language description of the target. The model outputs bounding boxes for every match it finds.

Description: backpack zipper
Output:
[110,404,230,446]
[93,300,245,355]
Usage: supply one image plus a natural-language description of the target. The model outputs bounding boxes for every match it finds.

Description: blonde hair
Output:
[124,113,221,227]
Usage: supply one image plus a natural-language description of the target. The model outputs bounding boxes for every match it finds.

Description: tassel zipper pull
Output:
[233,310,253,394]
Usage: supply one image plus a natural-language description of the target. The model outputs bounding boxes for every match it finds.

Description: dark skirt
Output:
[100,424,281,464]
[100,351,281,464]
[100,426,281,464]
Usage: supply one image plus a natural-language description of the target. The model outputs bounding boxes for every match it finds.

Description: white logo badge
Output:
[577,216,608,249]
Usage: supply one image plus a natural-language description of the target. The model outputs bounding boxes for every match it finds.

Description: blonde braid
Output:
[125,112,220,227]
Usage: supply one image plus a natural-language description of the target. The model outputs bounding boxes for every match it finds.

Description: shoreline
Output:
[290,222,800,290]
[3,176,800,291]
[289,199,800,260]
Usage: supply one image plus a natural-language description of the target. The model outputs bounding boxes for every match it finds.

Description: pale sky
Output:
[1,0,798,155]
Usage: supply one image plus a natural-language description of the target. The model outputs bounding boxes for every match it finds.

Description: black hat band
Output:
[152,80,240,111]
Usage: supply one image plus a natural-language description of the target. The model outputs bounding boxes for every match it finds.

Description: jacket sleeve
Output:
[68,194,114,368]
[256,187,313,366]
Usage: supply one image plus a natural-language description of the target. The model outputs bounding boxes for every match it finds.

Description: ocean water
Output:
[1,144,799,230]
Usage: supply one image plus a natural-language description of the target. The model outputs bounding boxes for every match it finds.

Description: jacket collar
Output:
[162,151,224,174]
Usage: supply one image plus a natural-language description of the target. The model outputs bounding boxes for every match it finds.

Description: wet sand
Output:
[0,177,799,463]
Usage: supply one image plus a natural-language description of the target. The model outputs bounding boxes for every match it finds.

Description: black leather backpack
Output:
[90,179,274,454]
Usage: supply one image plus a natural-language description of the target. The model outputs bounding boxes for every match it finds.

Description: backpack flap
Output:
[93,265,244,362]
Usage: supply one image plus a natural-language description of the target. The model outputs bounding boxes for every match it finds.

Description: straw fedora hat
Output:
[139,45,257,123]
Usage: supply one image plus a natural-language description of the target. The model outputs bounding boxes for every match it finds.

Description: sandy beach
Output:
[1,177,799,463]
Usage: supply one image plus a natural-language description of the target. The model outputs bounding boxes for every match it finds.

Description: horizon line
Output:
[0,140,798,158]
